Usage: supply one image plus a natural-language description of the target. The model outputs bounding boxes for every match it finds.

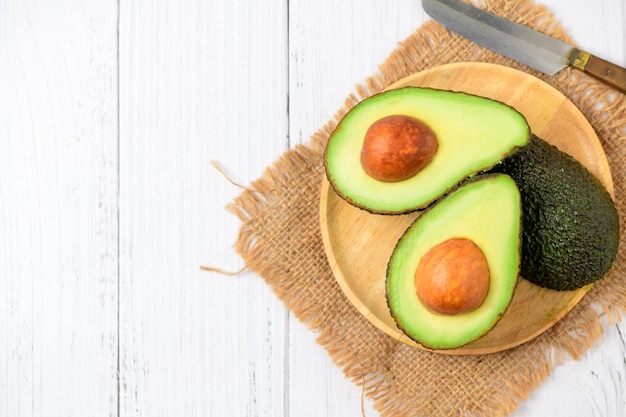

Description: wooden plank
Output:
[117,0,289,416]
[288,0,427,146]
[287,1,424,415]
[0,1,119,416]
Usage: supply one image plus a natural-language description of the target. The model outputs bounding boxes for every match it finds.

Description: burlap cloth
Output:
[226,0,626,415]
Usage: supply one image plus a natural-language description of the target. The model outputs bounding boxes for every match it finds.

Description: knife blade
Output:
[422,0,626,94]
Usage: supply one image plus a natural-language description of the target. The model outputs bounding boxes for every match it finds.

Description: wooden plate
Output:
[319,62,614,355]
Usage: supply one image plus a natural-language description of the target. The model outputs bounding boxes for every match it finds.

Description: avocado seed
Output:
[414,238,490,315]
[360,115,438,182]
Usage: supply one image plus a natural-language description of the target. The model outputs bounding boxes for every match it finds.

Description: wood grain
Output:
[0,1,119,416]
[117,1,289,416]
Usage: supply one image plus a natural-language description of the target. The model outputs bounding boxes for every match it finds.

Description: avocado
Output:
[386,174,521,349]
[492,135,620,291]
[324,87,529,214]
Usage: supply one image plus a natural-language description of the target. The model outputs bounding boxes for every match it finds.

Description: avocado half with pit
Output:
[324,87,530,214]
[386,174,521,350]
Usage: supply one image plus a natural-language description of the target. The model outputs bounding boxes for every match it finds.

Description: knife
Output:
[422,0,626,94]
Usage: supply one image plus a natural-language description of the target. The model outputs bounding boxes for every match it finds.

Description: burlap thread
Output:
[226,0,626,415]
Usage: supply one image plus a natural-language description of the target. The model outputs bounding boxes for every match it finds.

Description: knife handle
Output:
[570,48,626,94]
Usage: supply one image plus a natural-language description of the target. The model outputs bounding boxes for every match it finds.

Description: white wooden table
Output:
[1,1,625,416]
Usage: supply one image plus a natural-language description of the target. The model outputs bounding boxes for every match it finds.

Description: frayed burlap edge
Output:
[225,1,626,416]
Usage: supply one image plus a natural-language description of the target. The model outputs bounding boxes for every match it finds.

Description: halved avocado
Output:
[324,87,529,214]
[386,174,521,350]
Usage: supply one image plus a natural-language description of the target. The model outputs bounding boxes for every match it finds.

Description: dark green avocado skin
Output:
[491,135,620,291]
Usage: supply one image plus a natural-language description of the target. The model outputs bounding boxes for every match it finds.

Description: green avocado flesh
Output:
[324,87,529,214]
[386,174,521,349]
[491,135,620,291]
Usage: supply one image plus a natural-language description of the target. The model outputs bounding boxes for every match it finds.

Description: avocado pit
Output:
[414,238,490,315]
[360,115,438,182]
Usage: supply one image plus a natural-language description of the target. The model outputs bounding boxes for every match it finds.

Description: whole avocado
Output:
[492,135,620,291]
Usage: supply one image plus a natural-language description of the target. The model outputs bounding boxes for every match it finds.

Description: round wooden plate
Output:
[319,62,614,355]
